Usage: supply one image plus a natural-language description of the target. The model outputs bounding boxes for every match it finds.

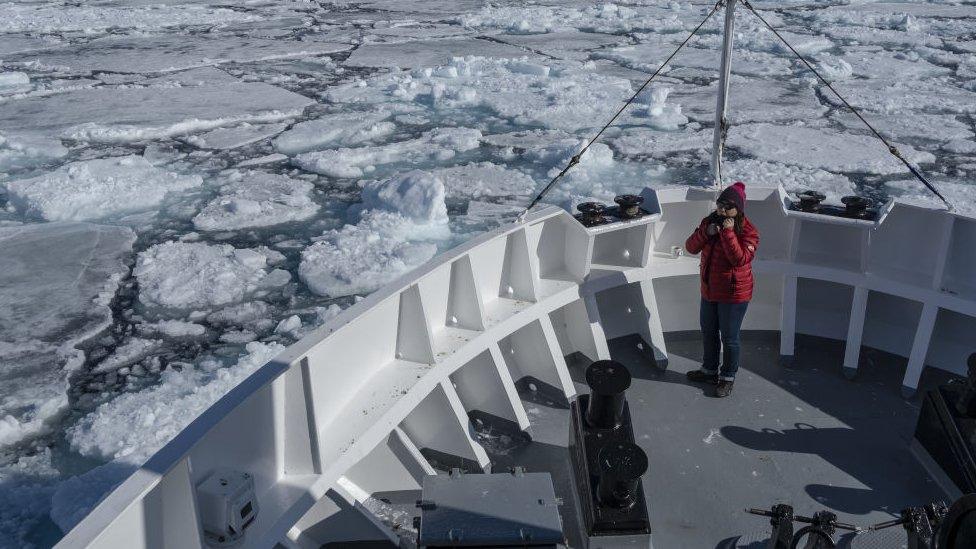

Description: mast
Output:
[711,0,736,189]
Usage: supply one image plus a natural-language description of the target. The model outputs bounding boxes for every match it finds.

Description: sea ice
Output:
[0,3,258,34]
[137,320,206,339]
[832,112,973,144]
[293,127,482,178]
[300,215,440,297]
[0,131,67,174]
[180,123,287,151]
[885,179,976,217]
[0,450,59,547]
[5,156,201,222]
[819,78,976,116]
[55,342,284,533]
[426,162,536,198]
[594,41,792,79]
[359,170,449,226]
[722,159,856,203]
[729,123,936,175]
[8,35,350,75]
[300,170,452,296]
[610,126,712,157]
[0,72,29,94]
[0,223,134,447]
[490,31,628,62]
[0,77,315,144]
[345,38,539,69]
[273,111,397,155]
[326,56,635,132]
[192,170,319,231]
[456,2,692,35]
[93,338,163,374]
[829,47,952,81]
[134,242,291,313]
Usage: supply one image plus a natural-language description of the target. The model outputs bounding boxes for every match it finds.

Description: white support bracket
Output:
[902,303,939,398]
[842,286,870,379]
[779,275,798,366]
[638,279,669,368]
[582,293,612,361]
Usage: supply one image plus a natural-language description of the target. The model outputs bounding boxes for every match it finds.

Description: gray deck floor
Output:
[373,331,956,548]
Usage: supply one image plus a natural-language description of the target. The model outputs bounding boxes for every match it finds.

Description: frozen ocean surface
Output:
[0,0,974,546]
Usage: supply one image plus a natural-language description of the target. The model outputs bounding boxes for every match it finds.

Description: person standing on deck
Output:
[683,182,759,398]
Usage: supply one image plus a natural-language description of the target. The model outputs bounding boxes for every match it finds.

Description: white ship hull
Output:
[58,185,976,548]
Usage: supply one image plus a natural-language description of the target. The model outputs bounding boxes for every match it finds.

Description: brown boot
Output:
[715,380,734,397]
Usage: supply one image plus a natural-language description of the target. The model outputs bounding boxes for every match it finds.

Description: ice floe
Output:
[0,223,134,447]
[180,122,287,151]
[723,159,856,204]
[885,178,976,217]
[0,131,67,174]
[273,111,397,155]
[192,170,319,231]
[7,35,349,75]
[0,74,314,144]
[300,170,452,296]
[134,242,290,313]
[344,37,540,69]
[137,320,207,339]
[0,3,258,34]
[426,162,536,198]
[819,78,976,116]
[93,338,163,374]
[729,123,936,175]
[5,155,201,221]
[326,56,635,132]
[456,2,693,35]
[294,127,482,178]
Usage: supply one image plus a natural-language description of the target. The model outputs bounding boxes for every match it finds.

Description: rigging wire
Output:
[515,0,726,222]
[739,0,953,210]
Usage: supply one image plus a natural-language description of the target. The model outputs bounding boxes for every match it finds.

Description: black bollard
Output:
[584,360,632,429]
[596,441,648,509]
[955,353,976,418]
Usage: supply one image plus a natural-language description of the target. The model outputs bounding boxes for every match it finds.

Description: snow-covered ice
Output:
[54,341,284,533]
[300,170,451,296]
[134,242,291,313]
[5,156,201,221]
[294,127,482,178]
[730,123,936,175]
[180,123,287,151]
[7,34,350,75]
[273,111,397,155]
[0,74,315,144]
[192,170,318,231]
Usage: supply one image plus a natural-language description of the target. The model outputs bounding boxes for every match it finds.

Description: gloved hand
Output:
[707,223,719,236]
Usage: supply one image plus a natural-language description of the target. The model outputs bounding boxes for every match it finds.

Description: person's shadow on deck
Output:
[721,422,936,515]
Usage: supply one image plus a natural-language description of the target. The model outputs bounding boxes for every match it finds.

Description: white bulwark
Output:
[58,185,976,548]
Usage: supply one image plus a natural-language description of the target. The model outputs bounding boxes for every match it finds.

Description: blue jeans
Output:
[700,298,749,381]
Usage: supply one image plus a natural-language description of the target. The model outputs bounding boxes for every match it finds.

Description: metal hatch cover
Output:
[417,470,564,547]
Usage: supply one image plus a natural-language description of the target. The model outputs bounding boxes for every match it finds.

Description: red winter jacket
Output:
[684,216,760,303]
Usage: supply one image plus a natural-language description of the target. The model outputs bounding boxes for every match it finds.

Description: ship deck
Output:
[341,331,954,548]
